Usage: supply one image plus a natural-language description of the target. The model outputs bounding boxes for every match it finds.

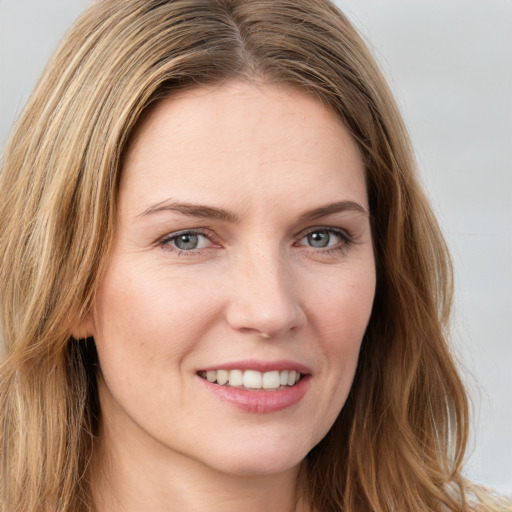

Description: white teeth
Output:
[229,369,243,387]
[216,369,229,385]
[201,369,302,389]
[263,371,280,389]
[244,370,262,389]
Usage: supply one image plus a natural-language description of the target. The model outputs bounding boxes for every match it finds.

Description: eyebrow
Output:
[138,200,240,222]
[297,200,369,223]
[138,199,369,223]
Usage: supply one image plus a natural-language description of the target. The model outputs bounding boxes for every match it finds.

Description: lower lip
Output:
[200,375,310,413]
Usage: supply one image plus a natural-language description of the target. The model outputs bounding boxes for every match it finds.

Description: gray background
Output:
[1,0,511,494]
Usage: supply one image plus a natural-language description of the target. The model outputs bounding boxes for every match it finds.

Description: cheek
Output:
[308,264,375,393]
[299,269,374,448]
[308,263,375,342]
[91,260,224,369]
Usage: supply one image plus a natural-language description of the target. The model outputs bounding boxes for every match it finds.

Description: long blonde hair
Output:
[0,0,502,510]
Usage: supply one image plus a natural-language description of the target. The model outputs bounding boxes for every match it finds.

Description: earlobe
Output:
[70,311,95,340]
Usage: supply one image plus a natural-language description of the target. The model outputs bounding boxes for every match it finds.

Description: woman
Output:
[0,0,509,511]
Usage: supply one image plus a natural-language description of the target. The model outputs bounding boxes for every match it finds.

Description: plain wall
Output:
[1,0,511,495]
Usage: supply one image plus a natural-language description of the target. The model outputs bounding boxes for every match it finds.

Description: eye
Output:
[162,230,212,251]
[298,228,350,249]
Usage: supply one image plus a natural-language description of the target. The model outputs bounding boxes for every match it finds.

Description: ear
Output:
[70,310,95,340]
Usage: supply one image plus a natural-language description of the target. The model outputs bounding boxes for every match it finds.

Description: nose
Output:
[225,248,306,339]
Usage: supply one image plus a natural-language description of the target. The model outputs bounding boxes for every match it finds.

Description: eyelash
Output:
[158,226,354,256]
[159,228,215,256]
[296,226,354,255]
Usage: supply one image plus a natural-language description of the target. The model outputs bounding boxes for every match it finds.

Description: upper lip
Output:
[198,359,312,375]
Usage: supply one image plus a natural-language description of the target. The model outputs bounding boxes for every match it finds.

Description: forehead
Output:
[121,80,367,216]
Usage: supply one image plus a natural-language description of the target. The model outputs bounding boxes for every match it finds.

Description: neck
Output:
[89,414,308,512]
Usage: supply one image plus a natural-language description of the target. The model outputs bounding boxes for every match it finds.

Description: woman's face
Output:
[83,81,376,476]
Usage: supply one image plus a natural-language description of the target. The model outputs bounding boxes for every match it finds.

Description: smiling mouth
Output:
[198,369,302,390]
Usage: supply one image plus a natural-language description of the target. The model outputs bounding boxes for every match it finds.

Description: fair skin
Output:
[78,81,376,512]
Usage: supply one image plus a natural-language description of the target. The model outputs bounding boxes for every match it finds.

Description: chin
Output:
[197,433,314,477]
[214,456,303,478]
